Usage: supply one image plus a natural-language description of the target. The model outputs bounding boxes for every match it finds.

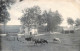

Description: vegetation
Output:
[0,0,16,23]
[20,6,42,33]
[67,17,74,26]
[0,0,16,33]
[46,10,62,32]
[20,6,63,33]
[75,18,80,26]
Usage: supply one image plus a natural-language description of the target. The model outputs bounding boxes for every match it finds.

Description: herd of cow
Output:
[5,34,61,45]
[17,37,61,45]
[25,37,48,45]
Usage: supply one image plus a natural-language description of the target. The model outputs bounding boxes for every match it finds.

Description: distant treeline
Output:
[0,25,21,34]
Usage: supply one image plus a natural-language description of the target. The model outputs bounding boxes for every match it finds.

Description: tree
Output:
[67,17,74,26]
[0,0,16,33]
[46,10,62,32]
[42,10,48,23]
[0,0,16,23]
[75,18,80,26]
[20,6,41,34]
[20,7,63,34]
[67,17,74,33]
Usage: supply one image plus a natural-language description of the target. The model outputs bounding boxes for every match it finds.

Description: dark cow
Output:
[33,39,48,45]
[40,39,48,43]
[25,37,33,41]
[34,39,43,44]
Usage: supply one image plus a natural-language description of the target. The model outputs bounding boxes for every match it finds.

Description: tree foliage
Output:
[0,0,16,24]
[20,6,41,27]
[67,17,74,26]
[46,10,62,32]
[42,10,48,24]
[20,6,63,32]
[75,18,80,26]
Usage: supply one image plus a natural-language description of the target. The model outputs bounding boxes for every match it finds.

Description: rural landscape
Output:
[0,0,80,51]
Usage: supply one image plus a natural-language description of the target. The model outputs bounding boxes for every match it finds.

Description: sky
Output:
[7,0,80,26]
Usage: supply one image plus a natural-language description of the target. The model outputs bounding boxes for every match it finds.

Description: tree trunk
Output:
[28,25,30,35]
[4,23,6,34]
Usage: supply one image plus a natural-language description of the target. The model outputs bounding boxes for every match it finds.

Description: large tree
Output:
[20,7,63,33]
[0,0,16,33]
[46,10,62,32]
[67,17,74,33]
[20,6,41,34]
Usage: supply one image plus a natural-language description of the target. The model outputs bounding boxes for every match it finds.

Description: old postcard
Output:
[0,0,80,51]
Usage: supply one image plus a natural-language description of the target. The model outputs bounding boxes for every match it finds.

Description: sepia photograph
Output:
[0,0,80,51]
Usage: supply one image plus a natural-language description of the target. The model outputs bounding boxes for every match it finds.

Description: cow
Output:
[53,38,61,43]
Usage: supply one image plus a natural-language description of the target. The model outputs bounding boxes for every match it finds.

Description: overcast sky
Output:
[7,0,80,26]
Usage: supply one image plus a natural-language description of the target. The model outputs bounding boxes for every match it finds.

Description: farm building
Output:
[62,26,75,34]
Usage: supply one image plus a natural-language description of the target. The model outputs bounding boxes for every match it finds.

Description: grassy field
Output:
[1,36,77,51]
[1,31,80,51]
[0,29,80,51]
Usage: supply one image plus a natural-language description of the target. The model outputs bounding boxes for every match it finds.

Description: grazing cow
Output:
[33,39,48,45]
[34,40,43,44]
[53,38,61,43]
[40,39,48,43]
[25,37,33,41]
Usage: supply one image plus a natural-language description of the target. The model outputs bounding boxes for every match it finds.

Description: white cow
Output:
[53,38,61,43]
